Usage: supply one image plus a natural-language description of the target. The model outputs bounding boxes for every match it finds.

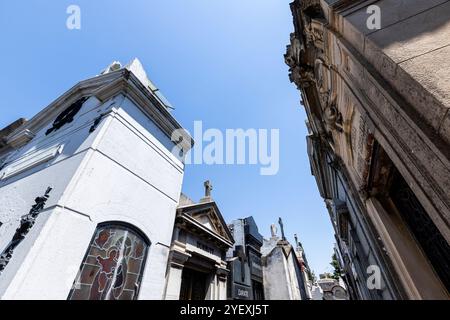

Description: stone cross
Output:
[204,180,213,198]
[278,217,286,241]
[236,246,247,282]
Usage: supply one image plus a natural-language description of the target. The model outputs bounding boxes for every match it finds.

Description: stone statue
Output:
[270,224,278,238]
[285,33,304,68]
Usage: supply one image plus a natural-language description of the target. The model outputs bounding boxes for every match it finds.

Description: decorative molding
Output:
[7,129,36,149]
[5,67,193,156]
[215,263,229,282]
[0,144,64,181]
[305,19,326,50]
[169,242,191,269]
[94,70,194,154]
[0,187,52,274]
[0,119,28,149]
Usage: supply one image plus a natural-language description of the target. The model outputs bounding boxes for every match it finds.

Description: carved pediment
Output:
[193,212,219,233]
[192,209,229,240]
[178,201,234,245]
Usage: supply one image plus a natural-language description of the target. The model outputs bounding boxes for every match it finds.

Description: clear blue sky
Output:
[0,1,335,275]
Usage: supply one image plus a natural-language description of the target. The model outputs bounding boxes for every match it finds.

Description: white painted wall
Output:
[0,89,188,299]
[262,247,291,300]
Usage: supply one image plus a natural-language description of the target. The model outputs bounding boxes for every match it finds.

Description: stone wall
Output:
[286,0,450,299]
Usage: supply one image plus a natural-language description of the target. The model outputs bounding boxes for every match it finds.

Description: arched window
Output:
[68,222,150,300]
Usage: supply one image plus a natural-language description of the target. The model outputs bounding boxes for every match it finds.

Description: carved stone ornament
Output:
[314,58,333,109]
[285,33,305,69]
[300,0,321,11]
[324,102,344,134]
[46,97,89,135]
[289,65,315,89]
[0,187,52,274]
[304,20,325,49]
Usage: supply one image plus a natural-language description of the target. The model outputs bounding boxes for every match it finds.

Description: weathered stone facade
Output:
[261,225,310,300]
[286,0,450,299]
[164,189,233,300]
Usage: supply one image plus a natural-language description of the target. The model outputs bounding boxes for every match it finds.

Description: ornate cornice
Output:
[4,68,194,154]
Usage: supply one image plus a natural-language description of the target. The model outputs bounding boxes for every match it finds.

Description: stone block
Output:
[367,1,450,63]
[345,0,447,36]
[400,45,450,112]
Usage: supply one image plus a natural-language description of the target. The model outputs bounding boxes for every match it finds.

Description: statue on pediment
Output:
[285,33,305,68]
[270,224,278,238]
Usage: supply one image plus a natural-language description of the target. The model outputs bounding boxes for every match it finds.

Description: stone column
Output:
[164,242,191,300]
[215,263,229,300]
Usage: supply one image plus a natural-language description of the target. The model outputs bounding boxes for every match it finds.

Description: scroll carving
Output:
[0,187,52,274]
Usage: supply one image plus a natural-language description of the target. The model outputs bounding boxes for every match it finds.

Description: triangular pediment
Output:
[194,214,217,232]
[179,201,234,244]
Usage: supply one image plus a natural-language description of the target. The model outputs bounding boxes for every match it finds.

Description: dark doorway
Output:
[389,171,450,292]
[180,268,209,300]
[252,280,264,300]
[370,141,450,293]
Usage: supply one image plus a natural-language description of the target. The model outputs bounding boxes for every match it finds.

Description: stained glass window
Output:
[68,223,149,300]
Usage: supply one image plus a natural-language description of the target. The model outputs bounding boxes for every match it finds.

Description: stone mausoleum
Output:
[286,0,450,299]
[0,58,192,299]
[261,220,310,300]
[227,216,265,300]
[164,183,234,300]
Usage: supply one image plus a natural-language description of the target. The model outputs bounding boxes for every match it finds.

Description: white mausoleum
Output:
[0,59,192,300]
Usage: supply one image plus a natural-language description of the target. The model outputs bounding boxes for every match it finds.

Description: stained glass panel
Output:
[68,224,149,300]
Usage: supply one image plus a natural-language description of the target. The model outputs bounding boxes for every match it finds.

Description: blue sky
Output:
[0,1,335,275]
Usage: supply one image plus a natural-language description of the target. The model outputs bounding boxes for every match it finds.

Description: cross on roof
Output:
[204,180,213,198]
